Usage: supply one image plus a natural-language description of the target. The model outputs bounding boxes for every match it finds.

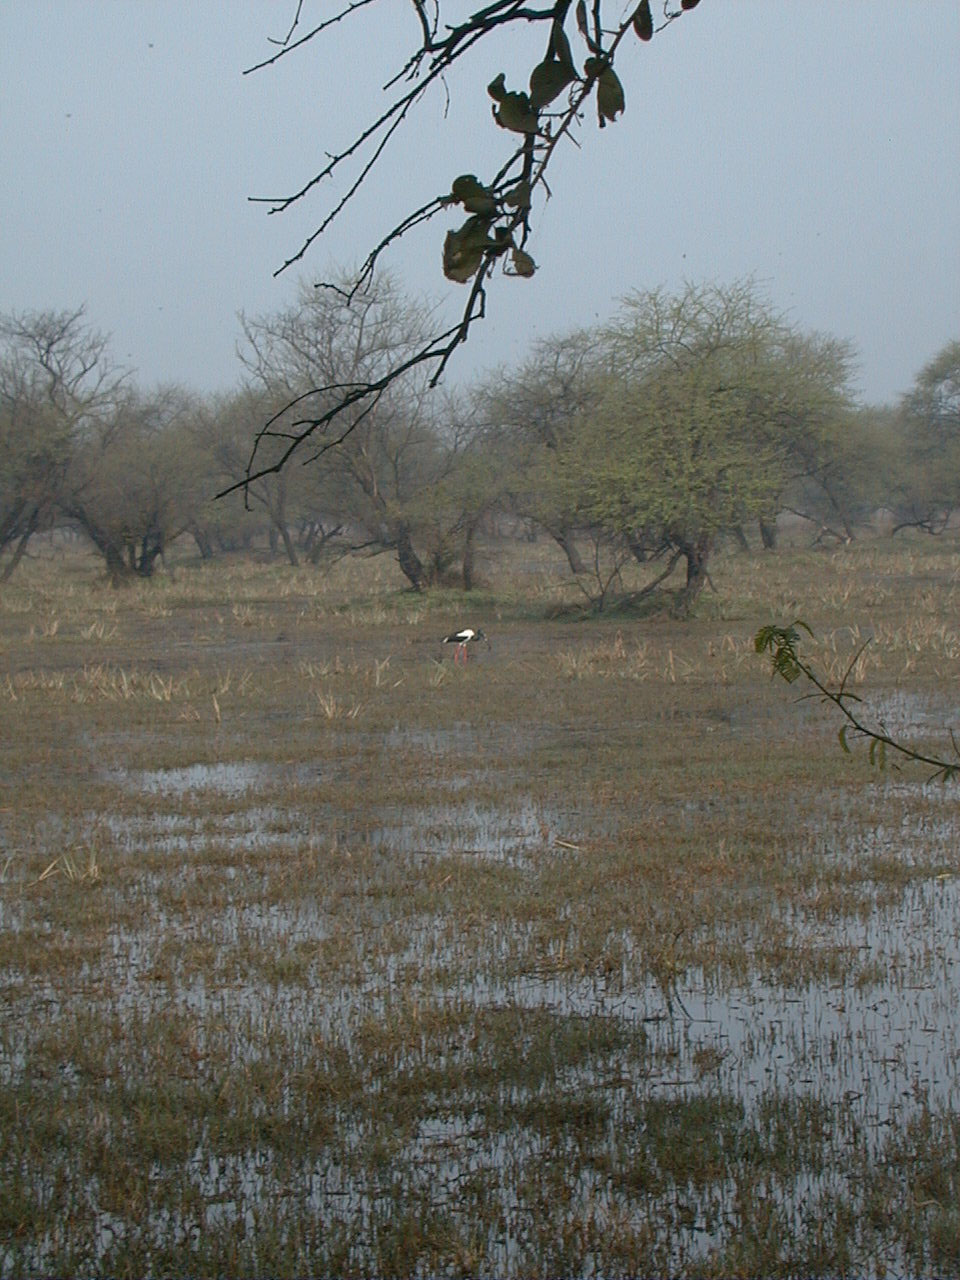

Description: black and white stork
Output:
[442,627,487,664]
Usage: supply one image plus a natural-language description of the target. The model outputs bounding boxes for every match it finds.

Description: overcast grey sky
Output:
[2,2,958,404]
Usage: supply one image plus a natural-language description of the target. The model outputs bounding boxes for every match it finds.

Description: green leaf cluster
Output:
[753,621,813,684]
[558,283,810,553]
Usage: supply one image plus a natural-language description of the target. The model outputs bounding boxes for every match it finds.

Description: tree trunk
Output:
[305,524,344,565]
[462,522,477,591]
[819,479,856,542]
[552,526,585,575]
[65,507,133,586]
[277,522,299,566]
[627,534,651,563]
[104,542,131,586]
[0,511,40,582]
[731,524,750,552]
[191,525,214,560]
[394,525,426,591]
[135,533,164,577]
[672,534,712,616]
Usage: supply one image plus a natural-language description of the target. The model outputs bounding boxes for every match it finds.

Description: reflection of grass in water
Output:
[1,539,960,1275]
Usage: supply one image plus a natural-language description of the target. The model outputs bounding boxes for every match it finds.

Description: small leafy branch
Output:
[228,0,703,499]
[755,620,960,782]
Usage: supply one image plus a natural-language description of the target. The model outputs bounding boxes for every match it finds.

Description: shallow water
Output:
[7,737,960,1275]
[100,806,313,855]
[866,688,959,741]
[110,760,306,797]
[367,796,586,862]
[24,868,956,1276]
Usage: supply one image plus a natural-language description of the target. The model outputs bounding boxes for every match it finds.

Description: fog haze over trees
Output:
[2,287,956,609]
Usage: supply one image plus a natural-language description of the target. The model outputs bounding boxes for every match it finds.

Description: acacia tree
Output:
[60,387,202,582]
[400,390,512,590]
[782,400,889,546]
[238,274,468,589]
[178,394,267,559]
[0,308,125,579]
[557,281,857,612]
[885,340,960,534]
[202,387,316,566]
[472,331,599,575]
[233,0,704,490]
[762,330,863,545]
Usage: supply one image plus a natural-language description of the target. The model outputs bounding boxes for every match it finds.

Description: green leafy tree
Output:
[471,331,599,575]
[784,401,893,545]
[757,330,861,545]
[558,281,858,611]
[886,340,960,534]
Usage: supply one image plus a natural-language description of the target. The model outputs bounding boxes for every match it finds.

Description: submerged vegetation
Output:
[1,534,960,1276]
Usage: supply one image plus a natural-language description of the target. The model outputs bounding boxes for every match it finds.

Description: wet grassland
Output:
[1,540,959,1276]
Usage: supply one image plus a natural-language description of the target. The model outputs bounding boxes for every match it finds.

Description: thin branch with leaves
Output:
[229,0,702,498]
[755,620,960,782]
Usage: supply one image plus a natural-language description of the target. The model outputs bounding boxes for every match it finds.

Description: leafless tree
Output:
[60,386,202,583]
[236,274,474,588]
[0,308,126,578]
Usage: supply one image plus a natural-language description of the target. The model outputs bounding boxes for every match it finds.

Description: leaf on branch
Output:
[443,216,495,283]
[450,174,497,215]
[576,0,589,41]
[487,73,508,103]
[632,0,654,41]
[551,23,576,68]
[504,180,531,210]
[757,618,960,780]
[494,90,539,134]
[681,0,701,9]
[596,67,626,121]
[753,626,775,656]
[529,59,578,108]
[511,247,537,277]
[754,621,811,684]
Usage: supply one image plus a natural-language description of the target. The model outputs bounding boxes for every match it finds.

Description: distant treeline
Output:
[2,283,957,612]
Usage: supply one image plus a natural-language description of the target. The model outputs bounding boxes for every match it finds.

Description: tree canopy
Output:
[498,280,859,611]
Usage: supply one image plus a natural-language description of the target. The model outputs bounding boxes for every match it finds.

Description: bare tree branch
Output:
[234,1,699,496]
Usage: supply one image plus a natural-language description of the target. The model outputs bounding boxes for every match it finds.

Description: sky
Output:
[1,1,958,405]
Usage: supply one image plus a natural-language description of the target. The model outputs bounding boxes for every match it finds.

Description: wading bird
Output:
[442,627,487,664]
